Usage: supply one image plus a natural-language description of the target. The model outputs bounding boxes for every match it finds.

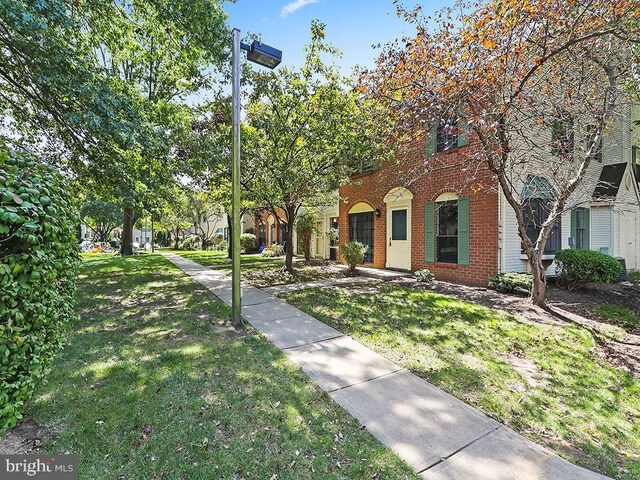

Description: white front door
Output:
[621,210,638,269]
[386,207,411,270]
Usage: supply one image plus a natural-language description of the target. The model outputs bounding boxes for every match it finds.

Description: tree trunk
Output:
[284,207,296,273]
[173,227,180,250]
[529,253,547,306]
[284,228,294,272]
[120,207,134,255]
[304,236,311,261]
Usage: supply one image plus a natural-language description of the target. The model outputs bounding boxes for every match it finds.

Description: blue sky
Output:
[225,0,454,75]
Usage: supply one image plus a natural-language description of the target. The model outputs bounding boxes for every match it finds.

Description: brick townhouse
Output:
[335,105,640,286]
[338,127,499,286]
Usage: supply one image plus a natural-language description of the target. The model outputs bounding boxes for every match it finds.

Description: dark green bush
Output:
[489,272,533,294]
[240,233,257,252]
[0,147,79,433]
[341,241,368,272]
[554,249,621,290]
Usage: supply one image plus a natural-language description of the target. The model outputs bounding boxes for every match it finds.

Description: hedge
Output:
[554,249,621,290]
[0,147,79,433]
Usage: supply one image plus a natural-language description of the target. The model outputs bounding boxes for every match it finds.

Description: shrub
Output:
[415,269,435,282]
[554,249,621,290]
[342,241,368,272]
[261,244,284,257]
[213,240,228,252]
[209,234,228,252]
[489,272,533,294]
[179,235,200,251]
[240,233,257,253]
[0,147,80,433]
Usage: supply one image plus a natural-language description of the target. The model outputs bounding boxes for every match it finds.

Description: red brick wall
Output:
[254,209,286,244]
[339,138,499,286]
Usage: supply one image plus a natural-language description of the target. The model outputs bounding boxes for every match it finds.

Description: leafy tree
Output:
[361,0,640,305]
[80,194,121,243]
[1,1,231,256]
[295,212,317,261]
[177,104,262,258]
[187,190,224,249]
[245,21,386,272]
[155,188,192,250]
[0,0,140,169]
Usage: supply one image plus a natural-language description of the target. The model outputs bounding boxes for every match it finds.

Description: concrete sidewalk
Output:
[163,252,609,480]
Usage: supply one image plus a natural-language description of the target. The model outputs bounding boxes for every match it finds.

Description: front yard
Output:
[7,254,416,479]
[169,250,350,288]
[281,282,640,480]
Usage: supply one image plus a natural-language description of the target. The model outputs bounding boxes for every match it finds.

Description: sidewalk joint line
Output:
[416,425,504,474]
[281,334,345,350]
[327,367,406,393]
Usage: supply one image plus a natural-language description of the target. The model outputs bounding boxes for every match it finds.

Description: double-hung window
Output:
[436,119,459,153]
[436,200,458,263]
[551,114,574,157]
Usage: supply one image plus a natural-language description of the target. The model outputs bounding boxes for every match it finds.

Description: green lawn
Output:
[282,283,640,480]
[171,250,347,288]
[26,254,417,479]
[165,249,281,271]
[587,305,639,331]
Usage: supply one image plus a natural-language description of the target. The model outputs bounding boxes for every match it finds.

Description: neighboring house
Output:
[79,224,150,245]
[187,213,255,243]
[254,210,288,248]
[334,105,640,285]
[293,196,340,260]
[501,104,640,275]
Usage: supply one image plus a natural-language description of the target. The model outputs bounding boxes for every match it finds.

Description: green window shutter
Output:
[425,122,436,156]
[457,197,470,265]
[584,208,590,250]
[457,120,470,147]
[570,210,577,248]
[425,201,435,262]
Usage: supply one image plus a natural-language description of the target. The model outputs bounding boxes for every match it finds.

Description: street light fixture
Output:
[231,29,282,328]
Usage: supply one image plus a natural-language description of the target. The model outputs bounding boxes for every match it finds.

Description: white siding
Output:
[501,195,524,272]
[500,103,640,274]
[591,206,613,254]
